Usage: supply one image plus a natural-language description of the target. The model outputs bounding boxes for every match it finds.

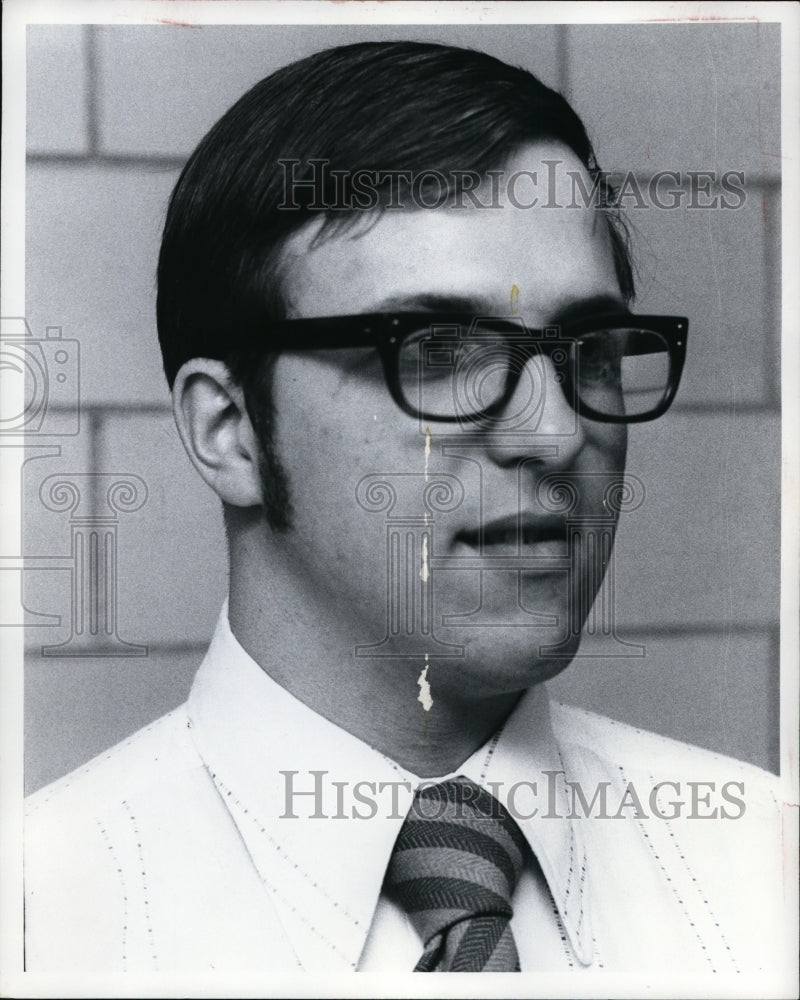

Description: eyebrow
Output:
[366,292,497,314]
[363,291,631,325]
[550,294,631,325]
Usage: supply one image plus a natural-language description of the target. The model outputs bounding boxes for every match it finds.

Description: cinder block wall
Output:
[23,24,781,791]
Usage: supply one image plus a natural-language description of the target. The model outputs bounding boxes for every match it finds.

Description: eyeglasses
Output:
[264,312,688,424]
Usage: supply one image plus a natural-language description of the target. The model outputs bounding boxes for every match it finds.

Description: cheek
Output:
[612,426,628,466]
[587,423,627,468]
[273,358,424,496]
[574,425,628,515]
[587,427,629,523]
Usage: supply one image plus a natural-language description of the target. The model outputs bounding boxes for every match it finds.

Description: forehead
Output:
[279,142,622,323]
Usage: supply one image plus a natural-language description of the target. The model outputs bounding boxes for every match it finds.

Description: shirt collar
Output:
[187,604,592,970]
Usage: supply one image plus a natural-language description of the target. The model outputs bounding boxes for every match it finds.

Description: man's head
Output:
[156,41,686,740]
[156,40,634,530]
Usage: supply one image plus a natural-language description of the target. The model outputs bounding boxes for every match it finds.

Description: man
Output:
[25,40,784,980]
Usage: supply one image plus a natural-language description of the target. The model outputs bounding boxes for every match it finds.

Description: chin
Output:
[435,626,580,698]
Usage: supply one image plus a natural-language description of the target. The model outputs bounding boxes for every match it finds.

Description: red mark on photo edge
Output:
[153,18,201,28]
[637,15,763,22]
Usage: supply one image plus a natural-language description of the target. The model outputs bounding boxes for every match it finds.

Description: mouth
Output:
[454,515,568,554]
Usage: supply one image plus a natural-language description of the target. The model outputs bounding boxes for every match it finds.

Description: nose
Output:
[482,351,587,468]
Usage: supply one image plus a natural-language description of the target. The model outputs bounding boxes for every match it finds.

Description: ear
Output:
[172,359,263,507]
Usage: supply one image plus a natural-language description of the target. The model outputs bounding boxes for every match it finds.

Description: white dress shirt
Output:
[25,605,789,984]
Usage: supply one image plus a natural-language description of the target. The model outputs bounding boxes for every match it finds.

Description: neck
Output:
[227,517,522,777]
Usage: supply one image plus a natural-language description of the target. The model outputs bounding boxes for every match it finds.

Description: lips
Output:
[454,513,567,552]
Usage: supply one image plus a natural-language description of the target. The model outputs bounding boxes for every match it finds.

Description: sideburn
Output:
[241,354,295,533]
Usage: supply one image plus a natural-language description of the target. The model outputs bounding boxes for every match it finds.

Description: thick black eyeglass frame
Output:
[262,312,688,424]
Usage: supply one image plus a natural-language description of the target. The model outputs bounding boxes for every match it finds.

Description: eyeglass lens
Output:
[398,324,672,420]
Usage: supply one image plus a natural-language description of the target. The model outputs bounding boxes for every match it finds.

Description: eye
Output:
[576,333,624,384]
[341,347,383,377]
[397,326,464,381]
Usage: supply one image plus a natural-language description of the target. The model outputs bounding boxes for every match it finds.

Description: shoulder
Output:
[26,706,204,824]
[548,699,783,830]
[24,704,230,875]
[24,707,292,972]
[548,702,792,975]
[24,706,295,972]
[25,707,213,969]
[24,706,217,892]
[550,699,778,788]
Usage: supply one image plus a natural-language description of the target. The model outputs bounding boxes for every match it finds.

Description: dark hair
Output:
[156,40,635,528]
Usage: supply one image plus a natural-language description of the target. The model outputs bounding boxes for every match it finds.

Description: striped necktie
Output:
[386,776,527,972]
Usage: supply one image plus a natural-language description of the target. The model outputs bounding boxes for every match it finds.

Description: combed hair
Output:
[157,40,635,388]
